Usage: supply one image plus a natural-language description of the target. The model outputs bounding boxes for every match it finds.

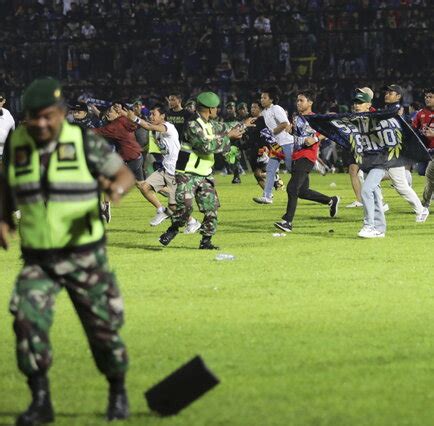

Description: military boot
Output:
[199,236,219,250]
[16,374,54,426]
[106,380,129,421]
[159,226,178,246]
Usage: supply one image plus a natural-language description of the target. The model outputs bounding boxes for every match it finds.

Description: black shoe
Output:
[199,237,219,250]
[107,389,129,421]
[274,220,292,232]
[159,228,178,246]
[329,196,340,218]
[16,375,54,426]
[231,177,241,184]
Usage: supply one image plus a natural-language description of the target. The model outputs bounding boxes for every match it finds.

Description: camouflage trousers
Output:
[9,245,128,379]
[171,173,220,236]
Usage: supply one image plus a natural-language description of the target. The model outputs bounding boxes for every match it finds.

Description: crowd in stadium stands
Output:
[1,0,432,115]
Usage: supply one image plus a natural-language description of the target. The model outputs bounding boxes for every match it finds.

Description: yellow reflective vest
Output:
[175,117,215,176]
[7,121,104,251]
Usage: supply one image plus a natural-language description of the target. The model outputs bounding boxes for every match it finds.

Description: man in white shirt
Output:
[125,104,200,232]
[253,87,293,204]
[0,93,15,160]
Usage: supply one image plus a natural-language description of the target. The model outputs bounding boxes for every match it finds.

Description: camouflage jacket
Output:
[184,115,234,155]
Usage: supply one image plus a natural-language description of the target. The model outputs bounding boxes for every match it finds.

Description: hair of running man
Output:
[296,89,316,103]
[151,103,167,116]
[262,87,280,104]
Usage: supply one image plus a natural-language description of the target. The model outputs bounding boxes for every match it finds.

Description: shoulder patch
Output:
[57,142,77,161]
[15,146,31,167]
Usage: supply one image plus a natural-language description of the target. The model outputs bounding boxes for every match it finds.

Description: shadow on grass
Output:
[109,241,202,251]
[107,228,146,234]
[0,410,155,424]
[164,245,202,250]
[108,242,163,251]
[305,216,360,224]
[297,232,361,239]
[222,220,357,234]
[222,221,275,233]
[56,410,154,419]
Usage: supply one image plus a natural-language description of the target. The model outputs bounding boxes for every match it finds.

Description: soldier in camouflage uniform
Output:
[159,91,250,249]
[0,78,135,425]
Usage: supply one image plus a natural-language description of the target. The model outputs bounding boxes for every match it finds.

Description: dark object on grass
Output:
[144,355,219,416]
[329,229,334,233]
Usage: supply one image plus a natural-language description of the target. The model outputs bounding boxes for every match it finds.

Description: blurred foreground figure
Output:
[0,78,135,425]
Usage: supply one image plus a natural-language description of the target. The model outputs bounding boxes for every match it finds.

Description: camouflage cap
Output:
[197,92,220,108]
[236,102,248,110]
[356,87,374,101]
[225,101,236,108]
[22,77,64,112]
[353,91,372,104]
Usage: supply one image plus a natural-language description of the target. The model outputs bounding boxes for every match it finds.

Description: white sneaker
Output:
[253,196,273,204]
[346,201,363,208]
[358,226,385,238]
[150,209,169,226]
[184,218,201,234]
[14,210,21,220]
[415,207,429,223]
[383,203,389,213]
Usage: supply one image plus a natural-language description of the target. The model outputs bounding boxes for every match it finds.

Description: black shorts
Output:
[125,154,144,181]
[341,149,357,167]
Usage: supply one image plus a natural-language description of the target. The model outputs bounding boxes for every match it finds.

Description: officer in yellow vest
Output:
[159,91,248,249]
[0,78,135,425]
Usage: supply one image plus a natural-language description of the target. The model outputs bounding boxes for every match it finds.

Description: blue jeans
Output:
[361,168,386,233]
[263,144,294,198]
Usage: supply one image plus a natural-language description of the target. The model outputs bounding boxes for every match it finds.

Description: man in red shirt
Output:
[274,90,339,233]
[93,105,145,221]
[413,88,434,209]
[95,105,143,178]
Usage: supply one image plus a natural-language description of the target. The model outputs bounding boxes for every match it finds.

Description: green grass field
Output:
[1,172,433,426]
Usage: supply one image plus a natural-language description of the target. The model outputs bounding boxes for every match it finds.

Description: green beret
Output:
[197,92,220,108]
[22,78,63,112]
[236,102,247,110]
